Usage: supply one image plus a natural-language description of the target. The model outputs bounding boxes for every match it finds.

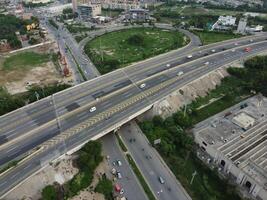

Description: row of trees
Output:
[0,14,39,49]
[228,55,267,96]
[0,84,70,116]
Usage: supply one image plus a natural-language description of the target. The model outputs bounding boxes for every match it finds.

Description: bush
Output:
[95,174,113,200]
[64,141,103,198]
[127,34,145,46]
[41,185,57,200]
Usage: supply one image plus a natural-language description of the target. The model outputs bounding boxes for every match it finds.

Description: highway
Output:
[120,121,191,200]
[0,34,267,197]
[101,133,148,200]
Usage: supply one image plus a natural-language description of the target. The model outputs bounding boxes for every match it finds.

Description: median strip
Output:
[65,44,87,81]
[126,154,157,200]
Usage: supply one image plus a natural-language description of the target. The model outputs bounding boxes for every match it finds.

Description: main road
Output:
[0,33,267,197]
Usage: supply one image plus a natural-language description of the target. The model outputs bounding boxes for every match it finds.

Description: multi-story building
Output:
[77,3,101,18]
[193,95,267,200]
[101,0,140,10]
[125,8,149,22]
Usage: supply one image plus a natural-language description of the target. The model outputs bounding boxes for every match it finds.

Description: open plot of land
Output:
[0,51,64,94]
[85,28,187,74]
[193,31,242,45]
[2,52,50,70]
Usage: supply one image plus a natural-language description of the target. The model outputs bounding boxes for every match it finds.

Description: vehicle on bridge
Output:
[90,106,96,112]
[177,71,184,76]
[244,47,252,52]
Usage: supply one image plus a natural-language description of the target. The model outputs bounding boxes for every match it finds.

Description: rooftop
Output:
[194,95,267,189]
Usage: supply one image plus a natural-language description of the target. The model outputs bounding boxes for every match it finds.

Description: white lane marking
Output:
[6,146,18,153]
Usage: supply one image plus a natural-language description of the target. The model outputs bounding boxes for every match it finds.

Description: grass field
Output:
[2,52,50,71]
[85,28,187,74]
[193,31,242,45]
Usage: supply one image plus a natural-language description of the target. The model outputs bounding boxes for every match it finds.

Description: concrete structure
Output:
[194,95,267,200]
[77,3,101,19]
[125,8,149,22]
[237,18,247,34]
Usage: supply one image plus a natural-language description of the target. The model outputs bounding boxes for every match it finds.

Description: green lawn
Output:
[193,31,242,45]
[3,52,50,71]
[84,28,187,74]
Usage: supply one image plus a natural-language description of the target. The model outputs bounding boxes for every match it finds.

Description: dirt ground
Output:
[4,155,110,200]
[70,160,109,200]
[4,155,79,200]
[0,61,67,94]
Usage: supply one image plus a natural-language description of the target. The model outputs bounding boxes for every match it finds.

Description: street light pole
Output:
[190,170,197,185]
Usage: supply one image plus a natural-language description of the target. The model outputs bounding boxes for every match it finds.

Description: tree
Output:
[127,34,145,46]
[41,185,57,200]
[63,8,73,14]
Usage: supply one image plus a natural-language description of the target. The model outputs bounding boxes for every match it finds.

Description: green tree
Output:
[41,185,57,200]
[127,34,145,46]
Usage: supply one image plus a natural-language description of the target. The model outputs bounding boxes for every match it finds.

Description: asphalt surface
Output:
[0,34,267,197]
[101,133,148,200]
[120,121,191,200]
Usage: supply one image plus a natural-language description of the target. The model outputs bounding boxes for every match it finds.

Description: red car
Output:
[244,47,252,52]
[114,183,121,192]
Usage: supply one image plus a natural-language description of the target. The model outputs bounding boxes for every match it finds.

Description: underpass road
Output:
[101,133,149,200]
[120,121,191,200]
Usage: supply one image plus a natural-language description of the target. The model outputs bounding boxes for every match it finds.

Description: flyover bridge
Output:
[0,34,267,197]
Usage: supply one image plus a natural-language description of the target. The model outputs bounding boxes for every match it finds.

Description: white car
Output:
[187,55,193,59]
[235,43,238,46]
[250,39,253,42]
[166,64,170,67]
[117,160,122,166]
[117,171,122,179]
[140,83,146,89]
[231,49,236,52]
[158,176,165,184]
[204,61,210,65]
[211,49,216,53]
[120,188,124,195]
[177,71,184,76]
[89,106,96,112]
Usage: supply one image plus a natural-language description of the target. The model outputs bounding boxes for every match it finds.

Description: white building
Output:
[194,95,267,200]
[211,16,236,31]
[246,25,264,33]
